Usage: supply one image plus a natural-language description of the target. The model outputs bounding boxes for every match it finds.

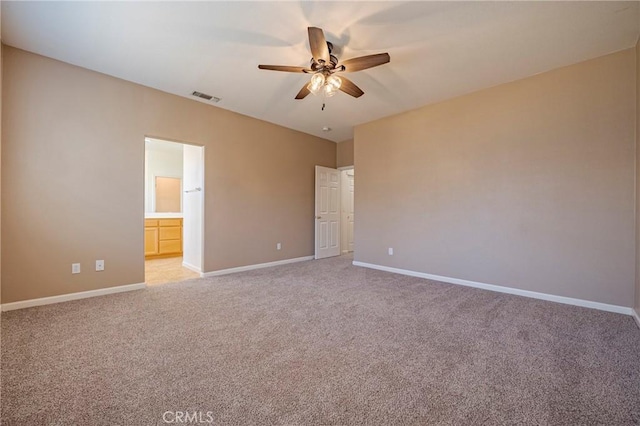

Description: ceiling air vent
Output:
[192,91,221,103]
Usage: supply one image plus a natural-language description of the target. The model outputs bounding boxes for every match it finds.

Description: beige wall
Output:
[1,47,335,304]
[355,49,636,307]
[337,139,354,168]
[636,39,640,314]
[0,37,2,280]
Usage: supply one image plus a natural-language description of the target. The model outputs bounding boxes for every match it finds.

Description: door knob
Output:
[316,216,322,219]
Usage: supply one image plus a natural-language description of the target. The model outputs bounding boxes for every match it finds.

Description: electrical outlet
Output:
[96,260,105,272]
[276,243,282,250]
[388,247,394,256]
[72,263,81,274]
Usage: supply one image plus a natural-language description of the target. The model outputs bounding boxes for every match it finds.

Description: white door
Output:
[182,144,204,273]
[341,169,355,253]
[315,165,341,259]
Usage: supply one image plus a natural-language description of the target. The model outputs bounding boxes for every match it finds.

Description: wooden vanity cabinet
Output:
[145,218,183,259]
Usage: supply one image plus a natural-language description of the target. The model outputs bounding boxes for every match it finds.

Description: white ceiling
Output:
[2,1,639,143]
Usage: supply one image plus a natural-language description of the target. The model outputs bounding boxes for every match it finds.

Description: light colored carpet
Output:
[2,255,640,425]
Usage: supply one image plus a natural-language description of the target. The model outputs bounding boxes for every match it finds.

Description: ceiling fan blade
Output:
[338,76,364,98]
[339,53,390,72]
[258,65,310,73]
[308,27,330,64]
[295,84,311,100]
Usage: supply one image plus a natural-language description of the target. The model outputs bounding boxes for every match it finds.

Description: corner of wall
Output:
[336,138,354,168]
[1,20,4,400]
[1,42,3,309]
[635,37,640,317]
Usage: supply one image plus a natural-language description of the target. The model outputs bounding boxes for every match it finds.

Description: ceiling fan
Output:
[258,27,390,100]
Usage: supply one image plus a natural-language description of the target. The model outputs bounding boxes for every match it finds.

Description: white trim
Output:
[352,261,635,316]
[182,261,203,276]
[203,256,314,277]
[632,309,640,329]
[1,282,146,312]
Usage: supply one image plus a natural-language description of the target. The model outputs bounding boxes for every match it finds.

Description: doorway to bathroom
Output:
[144,137,204,285]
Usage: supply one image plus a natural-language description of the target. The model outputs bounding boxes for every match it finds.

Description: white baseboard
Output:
[632,309,640,329]
[1,282,147,312]
[203,256,314,277]
[182,261,204,276]
[352,261,634,316]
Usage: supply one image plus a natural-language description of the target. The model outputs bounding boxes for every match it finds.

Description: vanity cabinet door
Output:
[144,227,159,256]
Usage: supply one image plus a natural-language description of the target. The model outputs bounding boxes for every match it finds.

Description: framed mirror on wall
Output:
[155,176,182,213]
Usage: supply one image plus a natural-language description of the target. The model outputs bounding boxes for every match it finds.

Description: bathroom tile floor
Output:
[145,257,200,286]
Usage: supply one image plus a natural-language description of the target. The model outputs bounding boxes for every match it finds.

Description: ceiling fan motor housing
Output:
[310,43,339,72]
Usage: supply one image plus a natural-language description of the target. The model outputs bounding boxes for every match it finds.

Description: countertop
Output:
[145,212,183,219]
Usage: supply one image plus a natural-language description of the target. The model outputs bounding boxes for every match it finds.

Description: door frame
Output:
[181,143,206,274]
[339,166,354,254]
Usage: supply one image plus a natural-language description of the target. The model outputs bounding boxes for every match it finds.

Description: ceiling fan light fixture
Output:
[308,72,326,95]
[324,84,338,97]
[326,75,341,90]
[323,75,341,97]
